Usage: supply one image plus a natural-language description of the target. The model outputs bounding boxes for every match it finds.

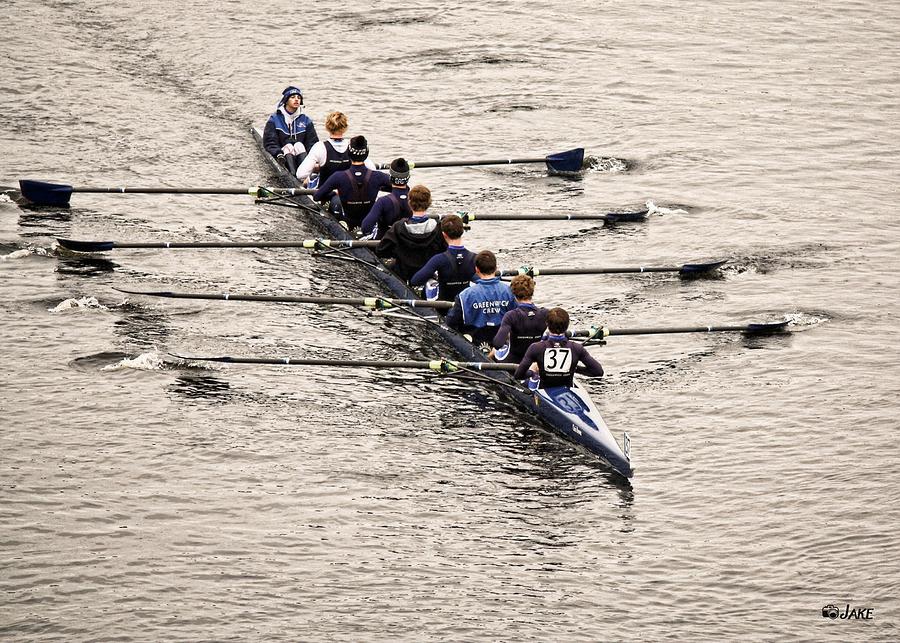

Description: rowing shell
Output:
[250,127,633,478]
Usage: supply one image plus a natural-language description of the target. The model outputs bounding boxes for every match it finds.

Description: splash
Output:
[645,200,688,216]
[584,155,629,173]
[1,246,52,260]
[783,312,828,328]
[101,351,166,372]
[48,296,109,313]
[719,262,759,276]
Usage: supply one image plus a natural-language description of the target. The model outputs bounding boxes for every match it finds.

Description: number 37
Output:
[543,348,572,374]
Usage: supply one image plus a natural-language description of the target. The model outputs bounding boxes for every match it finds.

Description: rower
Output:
[409,214,476,302]
[263,86,318,177]
[445,250,515,346]
[360,158,412,240]
[491,274,549,363]
[513,307,604,389]
[313,135,391,230]
[376,184,447,281]
[295,111,355,187]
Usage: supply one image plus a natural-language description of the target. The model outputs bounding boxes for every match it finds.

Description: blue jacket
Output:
[446,276,514,344]
[263,108,318,158]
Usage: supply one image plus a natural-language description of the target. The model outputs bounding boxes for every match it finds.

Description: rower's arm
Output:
[262,118,281,158]
[491,311,514,349]
[445,295,464,329]
[409,254,443,287]
[513,345,539,380]
[296,142,325,181]
[575,344,604,377]
[313,173,340,202]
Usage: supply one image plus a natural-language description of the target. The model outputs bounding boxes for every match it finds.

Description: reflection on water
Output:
[168,374,232,401]
[68,350,132,371]
[17,208,72,233]
[742,332,794,351]
[510,219,649,255]
[55,256,119,276]
[112,303,172,347]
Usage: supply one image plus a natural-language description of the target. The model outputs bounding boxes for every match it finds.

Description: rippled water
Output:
[2,0,899,639]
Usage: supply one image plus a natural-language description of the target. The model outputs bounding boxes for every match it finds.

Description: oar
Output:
[114,287,453,311]
[457,209,647,224]
[376,148,584,174]
[572,321,790,339]
[57,238,379,253]
[55,206,648,253]
[60,237,721,278]
[502,259,727,278]
[17,179,314,207]
[171,354,517,372]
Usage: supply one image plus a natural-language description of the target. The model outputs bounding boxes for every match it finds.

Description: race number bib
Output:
[543,348,572,374]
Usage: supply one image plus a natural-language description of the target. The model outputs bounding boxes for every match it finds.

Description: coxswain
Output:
[313,135,391,229]
[295,111,356,186]
[513,307,604,389]
[360,158,412,239]
[409,214,476,301]
[491,274,549,363]
[445,250,515,346]
[263,86,318,177]
[376,184,447,281]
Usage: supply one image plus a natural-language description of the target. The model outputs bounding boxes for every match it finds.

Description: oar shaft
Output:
[500,266,681,277]
[608,325,759,336]
[571,322,788,337]
[56,238,380,252]
[117,288,454,310]
[462,213,618,221]
[70,186,314,195]
[102,241,322,249]
[175,355,518,371]
[379,157,546,170]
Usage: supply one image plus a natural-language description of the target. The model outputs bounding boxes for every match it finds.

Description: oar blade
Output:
[679,259,729,276]
[744,321,790,335]
[19,180,73,207]
[545,148,585,174]
[57,238,114,253]
[171,353,239,363]
[603,209,648,224]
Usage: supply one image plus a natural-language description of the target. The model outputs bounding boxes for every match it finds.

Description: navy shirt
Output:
[314,166,391,229]
[410,245,477,302]
[361,186,411,239]
[492,303,550,363]
[514,335,604,388]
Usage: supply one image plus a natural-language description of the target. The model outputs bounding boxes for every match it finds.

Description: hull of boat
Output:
[250,127,633,478]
